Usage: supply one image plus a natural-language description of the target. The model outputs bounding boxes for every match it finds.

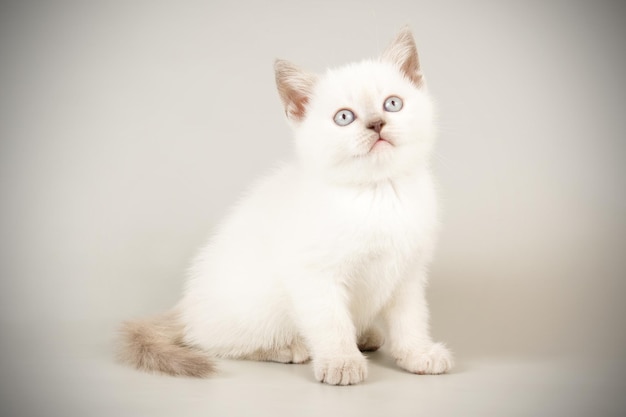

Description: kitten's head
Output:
[275,27,435,185]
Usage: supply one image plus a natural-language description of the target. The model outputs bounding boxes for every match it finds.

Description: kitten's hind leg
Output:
[358,327,385,352]
[244,337,310,364]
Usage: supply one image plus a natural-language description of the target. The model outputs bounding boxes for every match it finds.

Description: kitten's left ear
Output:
[275,59,317,122]
[382,27,423,88]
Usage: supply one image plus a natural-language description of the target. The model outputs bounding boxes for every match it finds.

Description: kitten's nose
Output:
[367,119,386,133]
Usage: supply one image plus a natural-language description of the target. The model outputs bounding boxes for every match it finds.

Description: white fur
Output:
[178,32,452,385]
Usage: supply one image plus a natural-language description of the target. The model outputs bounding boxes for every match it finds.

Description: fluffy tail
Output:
[117,309,215,377]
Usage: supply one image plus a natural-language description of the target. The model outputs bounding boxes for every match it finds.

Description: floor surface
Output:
[1,320,624,417]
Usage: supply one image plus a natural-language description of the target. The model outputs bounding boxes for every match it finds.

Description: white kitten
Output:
[119,27,453,385]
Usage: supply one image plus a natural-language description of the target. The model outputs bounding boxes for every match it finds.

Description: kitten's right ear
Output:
[274,59,317,122]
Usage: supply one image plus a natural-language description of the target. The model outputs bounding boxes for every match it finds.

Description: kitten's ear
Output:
[275,59,317,122]
[382,27,423,87]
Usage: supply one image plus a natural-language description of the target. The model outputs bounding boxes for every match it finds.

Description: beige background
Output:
[1,1,625,416]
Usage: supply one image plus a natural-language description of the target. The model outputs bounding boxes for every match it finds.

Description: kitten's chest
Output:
[316,177,436,263]
[346,180,429,241]
[331,179,436,318]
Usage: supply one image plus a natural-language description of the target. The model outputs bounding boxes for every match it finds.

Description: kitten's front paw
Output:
[395,342,453,375]
[313,354,368,385]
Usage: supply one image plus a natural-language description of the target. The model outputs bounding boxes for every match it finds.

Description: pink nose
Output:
[367,119,385,133]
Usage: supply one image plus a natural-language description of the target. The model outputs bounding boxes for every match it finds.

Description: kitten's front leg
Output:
[383,272,453,375]
[289,272,367,385]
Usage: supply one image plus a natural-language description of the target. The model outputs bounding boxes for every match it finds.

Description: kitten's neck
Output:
[302,162,431,192]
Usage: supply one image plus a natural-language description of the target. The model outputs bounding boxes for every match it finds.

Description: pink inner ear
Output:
[286,91,309,120]
[275,60,316,122]
[396,46,423,87]
[382,28,424,88]
[404,61,423,87]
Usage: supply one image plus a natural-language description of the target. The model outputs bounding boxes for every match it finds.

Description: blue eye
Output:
[334,109,355,126]
[384,96,403,112]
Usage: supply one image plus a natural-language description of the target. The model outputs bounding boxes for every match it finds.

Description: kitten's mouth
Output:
[369,137,393,152]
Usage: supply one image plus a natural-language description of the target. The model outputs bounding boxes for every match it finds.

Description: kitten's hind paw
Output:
[313,354,368,385]
[395,342,453,375]
[357,327,385,352]
[244,337,310,364]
